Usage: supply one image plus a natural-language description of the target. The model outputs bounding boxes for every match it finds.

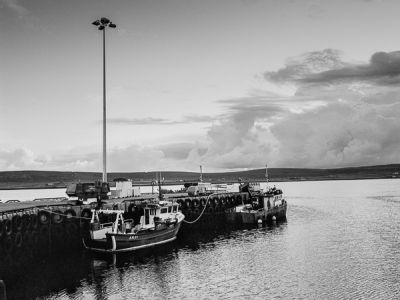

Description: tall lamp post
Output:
[92,17,116,183]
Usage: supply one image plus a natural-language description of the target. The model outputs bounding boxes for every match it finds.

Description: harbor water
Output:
[2,179,400,299]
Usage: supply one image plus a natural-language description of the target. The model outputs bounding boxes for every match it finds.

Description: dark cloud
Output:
[302,51,400,84]
[108,117,178,125]
[219,96,285,117]
[108,115,215,126]
[265,49,400,86]
[264,49,345,83]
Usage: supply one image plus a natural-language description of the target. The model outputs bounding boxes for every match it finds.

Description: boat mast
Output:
[199,165,203,182]
[158,171,163,200]
[265,164,269,183]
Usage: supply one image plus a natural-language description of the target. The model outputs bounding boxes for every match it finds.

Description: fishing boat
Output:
[83,200,185,253]
[226,185,287,224]
[226,164,287,224]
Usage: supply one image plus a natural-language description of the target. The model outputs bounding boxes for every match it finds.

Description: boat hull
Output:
[83,221,182,253]
[226,203,287,224]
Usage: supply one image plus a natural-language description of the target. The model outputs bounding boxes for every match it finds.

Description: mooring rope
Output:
[183,192,226,224]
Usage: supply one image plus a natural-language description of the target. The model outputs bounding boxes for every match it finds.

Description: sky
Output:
[1,0,400,173]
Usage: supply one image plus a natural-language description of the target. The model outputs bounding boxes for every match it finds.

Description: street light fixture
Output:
[92,17,117,183]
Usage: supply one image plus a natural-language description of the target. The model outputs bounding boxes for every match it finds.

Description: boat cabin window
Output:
[145,209,150,225]
[173,205,178,212]
[160,208,168,214]
[168,206,172,213]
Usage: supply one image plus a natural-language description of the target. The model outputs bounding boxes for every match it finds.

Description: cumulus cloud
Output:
[4,49,400,172]
[189,49,400,169]
[155,143,193,160]
[0,148,47,170]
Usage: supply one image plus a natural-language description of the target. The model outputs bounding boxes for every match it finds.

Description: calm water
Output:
[3,179,400,299]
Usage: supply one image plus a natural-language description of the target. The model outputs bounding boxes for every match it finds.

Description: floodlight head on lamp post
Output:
[92,18,117,30]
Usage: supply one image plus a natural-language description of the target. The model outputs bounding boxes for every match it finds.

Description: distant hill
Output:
[0,164,399,189]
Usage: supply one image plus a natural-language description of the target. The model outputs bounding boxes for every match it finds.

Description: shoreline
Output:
[0,176,398,190]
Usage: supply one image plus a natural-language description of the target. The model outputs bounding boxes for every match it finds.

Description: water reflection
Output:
[2,220,288,299]
[3,179,400,299]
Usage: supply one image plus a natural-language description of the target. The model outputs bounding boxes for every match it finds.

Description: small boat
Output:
[226,186,287,224]
[83,200,185,253]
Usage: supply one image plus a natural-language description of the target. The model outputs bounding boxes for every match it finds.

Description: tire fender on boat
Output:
[4,218,12,236]
[3,236,13,254]
[14,232,23,248]
[65,209,77,221]
[38,211,50,226]
[235,195,242,205]
[22,214,31,230]
[52,210,64,224]
[0,220,3,239]
[184,198,192,209]
[30,213,39,229]
[81,208,92,220]
[12,215,23,233]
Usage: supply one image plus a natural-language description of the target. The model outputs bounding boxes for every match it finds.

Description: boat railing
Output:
[100,222,114,229]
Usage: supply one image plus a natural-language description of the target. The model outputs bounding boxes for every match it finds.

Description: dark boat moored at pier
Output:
[83,200,185,253]
[226,183,287,224]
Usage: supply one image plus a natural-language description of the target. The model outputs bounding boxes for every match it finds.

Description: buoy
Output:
[272,216,276,221]
[257,219,262,224]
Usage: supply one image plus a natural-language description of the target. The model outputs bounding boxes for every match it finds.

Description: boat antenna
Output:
[199,165,203,182]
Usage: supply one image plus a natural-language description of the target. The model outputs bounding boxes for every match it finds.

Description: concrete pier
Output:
[0,192,251,270]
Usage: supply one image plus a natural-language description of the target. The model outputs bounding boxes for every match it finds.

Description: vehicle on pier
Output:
[83,200,185,253]
[226,182,287,224]
[66,181,110,203]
